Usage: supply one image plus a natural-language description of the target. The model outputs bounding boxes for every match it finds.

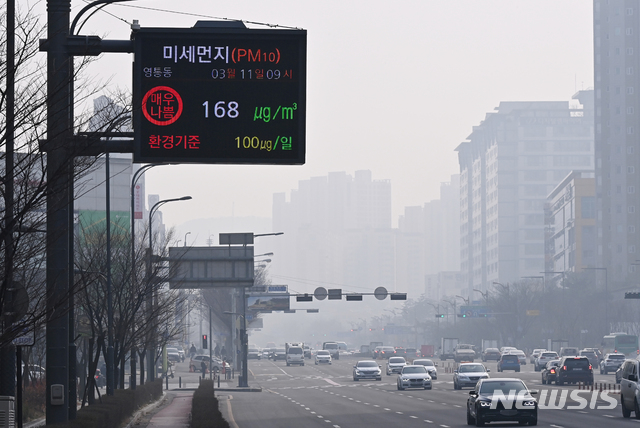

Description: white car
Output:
[386,356,407,375]
[413,358,438,380]
[509,350,527,365]
[315,350,332,365]
[535,351,559,371]
[397,365,432,390]
[530,349,546,364]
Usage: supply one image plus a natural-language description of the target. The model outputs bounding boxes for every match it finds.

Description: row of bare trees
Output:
[0,4,191,402]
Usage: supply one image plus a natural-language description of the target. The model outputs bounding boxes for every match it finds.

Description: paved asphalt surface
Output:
[210,355,639,428]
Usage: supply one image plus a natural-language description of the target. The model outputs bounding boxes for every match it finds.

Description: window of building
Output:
[628,48,634,56]
[629,127,635,134]
[630,186,636,194]
[630,245,636,253]
[627,7,634,15]
[628,107,635,114]
[629,206,636,213]
[629,67,635,75]
[628,87,635,94]
[628,146,635,154]
[627,28,634,35]
[629,225,636,233]
[629,166,636,173]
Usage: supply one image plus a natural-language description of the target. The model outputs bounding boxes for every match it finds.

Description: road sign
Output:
[314,287,328,300]
[374,287,388,300]
[133,25,306,165]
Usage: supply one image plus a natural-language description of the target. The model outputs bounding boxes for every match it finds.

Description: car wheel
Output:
[599,366,603,374]
[622,395,631,418]
[557,379,563,386]
[516,368,520,372]
[454,381,459,390]
[634,398,640,419]
[302,363,305,366]
[541,377,546,385]
[529,418,538,426]
[354,378,358,381]
[604,369,608,375]
[315,362,318,365]
[425,386,432,390]
[475,411,485,427]
[467,407,476,425]
[398,385,404,390]
[377,377,381,381]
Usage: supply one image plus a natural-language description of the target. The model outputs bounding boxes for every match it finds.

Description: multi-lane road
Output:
[215,355,638,428]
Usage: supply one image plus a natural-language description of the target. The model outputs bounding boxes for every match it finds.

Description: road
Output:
[213,355,640,428]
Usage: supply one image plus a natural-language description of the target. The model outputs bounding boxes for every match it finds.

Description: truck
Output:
[420,344,435,357]
[454,344,476,362]
[285,342,305,366]
[440,337,459,361]
[548,339,569,354]
[481,339,498,351]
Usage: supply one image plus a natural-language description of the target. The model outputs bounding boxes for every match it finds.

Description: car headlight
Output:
[479,401,492,407]
[458,375,469,380]
[521,400,536,407]
[376,370,381,374]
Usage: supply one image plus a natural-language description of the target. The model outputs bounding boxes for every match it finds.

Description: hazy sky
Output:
[58,0,593,237]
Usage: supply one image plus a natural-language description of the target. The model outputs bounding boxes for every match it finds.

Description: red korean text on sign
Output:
[142,86,184,126]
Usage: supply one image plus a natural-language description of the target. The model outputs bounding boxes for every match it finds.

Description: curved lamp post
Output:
[146,196,192,381]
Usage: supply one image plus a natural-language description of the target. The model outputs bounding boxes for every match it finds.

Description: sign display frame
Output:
[133,25,307,165]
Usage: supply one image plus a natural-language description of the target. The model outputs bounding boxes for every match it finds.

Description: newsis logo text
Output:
[488,390,618,410]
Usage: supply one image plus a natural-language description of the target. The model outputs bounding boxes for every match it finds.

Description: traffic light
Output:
[202,334,208,349]
[626,292,640,299]
[435,314,445,318]
[457,314,467,318]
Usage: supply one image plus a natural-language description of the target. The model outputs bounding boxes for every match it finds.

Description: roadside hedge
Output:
[48,380,163,428]
[191,380,230,428]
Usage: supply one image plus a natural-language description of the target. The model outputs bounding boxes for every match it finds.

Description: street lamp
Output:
[184,231,191,247]
[473,288,489,303]
[130,163,167,389]
[146,196,192,381]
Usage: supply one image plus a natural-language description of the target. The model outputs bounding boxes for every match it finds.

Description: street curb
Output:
[123,391,171,428]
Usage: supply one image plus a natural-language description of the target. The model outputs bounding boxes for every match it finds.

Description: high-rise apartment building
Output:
[271,170,394,293]
[594,1,640,284]
[457,92,594,292]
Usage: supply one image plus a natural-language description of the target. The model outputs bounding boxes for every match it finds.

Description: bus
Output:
[602,333,639,357]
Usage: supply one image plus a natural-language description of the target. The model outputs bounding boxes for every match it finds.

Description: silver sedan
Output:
[397,365,432,390]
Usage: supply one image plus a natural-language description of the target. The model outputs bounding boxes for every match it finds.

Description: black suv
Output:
[556,356,593,385]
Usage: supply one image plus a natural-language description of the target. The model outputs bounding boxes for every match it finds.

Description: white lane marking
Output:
[373,405,380,407]
[317,415,323,418]
[550,425,564,428]
[384,408,391,411]
[440,425,450,428]
[410,416,418,419]
[324,378,340,386]
[578,411,588,414]
[604,415,615,418]
[424,420,433,423]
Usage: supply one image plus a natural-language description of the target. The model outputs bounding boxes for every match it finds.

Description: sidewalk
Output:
[132,380,261,428]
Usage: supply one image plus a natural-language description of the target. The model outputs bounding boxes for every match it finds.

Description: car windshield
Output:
[547,361,560,368]
[324,344,338,350]
[503,355,518,361]
[357,361,378,368]
[389,358,405,363]
[414,360,434,366]
[459,365,486,373]
[288,348,303,354]
[317,351,330,356]
[275,348,285,353]
[609,354,626,359]
[542,352,558,357]
[402,366,427,374]
[480,380,527,395]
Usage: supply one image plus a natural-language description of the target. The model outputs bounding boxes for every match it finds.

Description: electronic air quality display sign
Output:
[133,27,306,164]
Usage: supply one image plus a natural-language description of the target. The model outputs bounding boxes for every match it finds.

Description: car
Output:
[412,358,438,379]
[166,347,182,363]
[619,359,640,418]
[530,349,546,364]
[500,346,516,354]
[579,349,598,367]
[508,350,527,365]
[405,348,419,358]
[394,347,407,357]
[534,351,559,371]
[397,365,432,390]
[386,356,407,375]
[189,355,223,372]
[272,348,287,361]
[315,350,332,365]
[584,347,603,363]
[94,369,106,388]
[600,352,626,374]
[556,356,594,386]
[541,360,561,385]
[353,360,382,381]
[481,348,501,362]
[376,346,397,359]
[453,363,490,390]
[304,346,312,358]
[467,378,538,427]
[454,344,476,362]
[247,348,262,360]
[497,354,520,372]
